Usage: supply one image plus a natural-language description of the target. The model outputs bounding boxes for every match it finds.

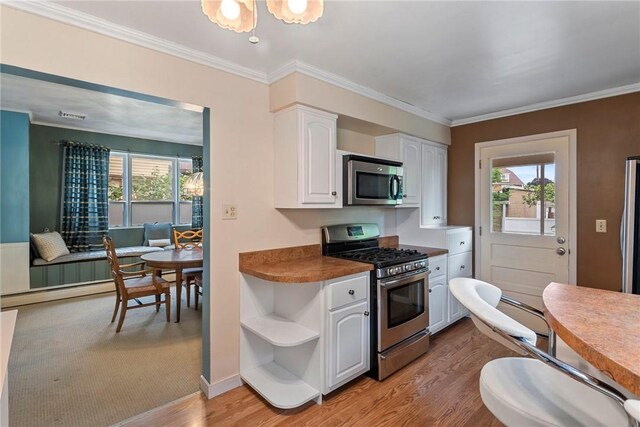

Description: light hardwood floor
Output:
[123,318,512,426]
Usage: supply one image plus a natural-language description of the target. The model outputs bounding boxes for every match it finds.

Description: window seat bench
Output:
[30,245,173,289]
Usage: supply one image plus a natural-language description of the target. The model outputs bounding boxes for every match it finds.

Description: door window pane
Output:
[131,157,173,201]
[491,154,556,236]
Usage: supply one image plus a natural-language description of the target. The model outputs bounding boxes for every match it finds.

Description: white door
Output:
[401,138,421,206]
[301,110,336,205]
[477,131,575,331]
[328,301,369,389]
[434,146,447,224]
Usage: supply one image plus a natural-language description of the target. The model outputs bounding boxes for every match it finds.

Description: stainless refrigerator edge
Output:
[622,155,640,294]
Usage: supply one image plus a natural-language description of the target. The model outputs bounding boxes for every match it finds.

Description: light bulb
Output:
[287,0,308,14]
[220,0,241,20]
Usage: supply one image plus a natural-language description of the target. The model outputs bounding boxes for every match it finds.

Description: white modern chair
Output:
[449,277,640,427]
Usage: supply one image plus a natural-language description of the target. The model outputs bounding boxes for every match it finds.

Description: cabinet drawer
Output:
[447,229,472,255]
[448,252,472,279]
[327,274,368,310]
[428,255,447,278]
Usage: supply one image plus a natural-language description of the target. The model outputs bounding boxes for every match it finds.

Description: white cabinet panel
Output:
[326,273,368,311]
[428,275,447,334]
[447,228,473,256]
[327,301,369,390]
[448,252,473,279]
[375,134,421,207]
[421,143,447,226]
[274,105,339,208]
[302,111,336,204]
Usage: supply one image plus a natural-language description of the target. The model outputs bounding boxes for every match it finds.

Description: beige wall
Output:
[271,73,451,145]
[0,7,437,387]
[337,128,375,155]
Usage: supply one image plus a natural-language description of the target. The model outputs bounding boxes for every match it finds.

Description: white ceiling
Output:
[0,74,204,145]
[37,0,640,124]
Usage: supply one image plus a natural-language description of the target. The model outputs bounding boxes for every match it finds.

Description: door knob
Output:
[557,247,566,256]
[364,311,369,316]
[557,237,566,244]
[331,191,337,196]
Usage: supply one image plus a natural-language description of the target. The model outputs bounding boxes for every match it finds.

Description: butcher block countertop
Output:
[239,244,372,283]
[239,237,448,284]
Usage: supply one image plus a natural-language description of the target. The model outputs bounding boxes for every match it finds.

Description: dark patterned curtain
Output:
[192,156,203,229]
[61,142,110,252]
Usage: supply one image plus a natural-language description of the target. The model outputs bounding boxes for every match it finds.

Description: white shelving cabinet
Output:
[240,271,370,409]
[274,105,340,208]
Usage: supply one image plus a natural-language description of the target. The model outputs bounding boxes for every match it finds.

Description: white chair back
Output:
[449,277,537,355]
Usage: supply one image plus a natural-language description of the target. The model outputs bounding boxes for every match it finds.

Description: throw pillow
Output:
[149,238,171,248]
[143,222,172,246]
[31,231,70,262]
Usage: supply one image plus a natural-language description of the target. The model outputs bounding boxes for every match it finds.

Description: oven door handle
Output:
[380,271,428,290]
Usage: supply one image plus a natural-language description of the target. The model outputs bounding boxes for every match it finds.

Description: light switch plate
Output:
[596,219,606,233]
[223,204,237,220]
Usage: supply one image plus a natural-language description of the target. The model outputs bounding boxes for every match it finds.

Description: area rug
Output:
[6,289,202,427]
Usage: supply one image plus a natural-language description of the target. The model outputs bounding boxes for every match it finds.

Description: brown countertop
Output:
[239,244,373,283]
[379,236,448,257]
[543,283,640,395]
[397,244,448,258]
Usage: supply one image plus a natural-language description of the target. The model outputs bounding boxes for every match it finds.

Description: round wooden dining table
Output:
[543,282,640,395]
[141,248,203,323]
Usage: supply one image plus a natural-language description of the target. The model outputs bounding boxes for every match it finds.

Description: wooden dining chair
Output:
[173,228,203,309]
[103,236,171,332]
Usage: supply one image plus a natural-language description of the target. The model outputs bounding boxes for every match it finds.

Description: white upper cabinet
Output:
[421,142,448,226]
[375,134,422,207]
[274,105,339,208]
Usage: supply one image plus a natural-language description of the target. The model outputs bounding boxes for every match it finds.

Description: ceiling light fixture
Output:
[201,0,323,43]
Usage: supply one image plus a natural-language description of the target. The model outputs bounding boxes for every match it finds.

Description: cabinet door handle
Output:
[331,191,337,196]
[460,241,465,245]
[348,289,355,295]
[435,266,440,271]
[429,289,432,293]
[460,265,465,270]
[364,311,369,316]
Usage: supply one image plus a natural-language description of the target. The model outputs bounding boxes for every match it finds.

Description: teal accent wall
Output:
[0,110,30,243]
[201,108,211,382]
[29,124,203,235]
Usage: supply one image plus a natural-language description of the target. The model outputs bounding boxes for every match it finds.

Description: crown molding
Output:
[452,82,640,126]
[267,60,452,126]
[3,1,269,84]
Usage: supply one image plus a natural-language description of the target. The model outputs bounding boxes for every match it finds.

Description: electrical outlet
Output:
[596,219,606,233]
[223,204,238,220]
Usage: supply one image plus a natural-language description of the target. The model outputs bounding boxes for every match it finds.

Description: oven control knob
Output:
[387,267,395,276]
[414,262,421,268]
[405,264,412,271]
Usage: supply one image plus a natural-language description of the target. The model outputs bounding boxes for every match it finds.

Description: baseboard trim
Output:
[0,273,177,308]
[200,374,242,399]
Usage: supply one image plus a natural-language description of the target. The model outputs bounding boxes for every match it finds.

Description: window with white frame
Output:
[108,152,193,227]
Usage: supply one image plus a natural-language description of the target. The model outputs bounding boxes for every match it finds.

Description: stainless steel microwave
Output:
[343,155,403,206]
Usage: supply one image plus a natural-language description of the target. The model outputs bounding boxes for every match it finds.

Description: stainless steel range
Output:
[322,223,430,380]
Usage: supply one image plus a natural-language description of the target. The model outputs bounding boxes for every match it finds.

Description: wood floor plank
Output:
[122,319,512,427]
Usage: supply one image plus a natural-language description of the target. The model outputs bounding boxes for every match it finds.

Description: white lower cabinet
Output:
[428,273,447,334]
[327,300,369,390]
[427,252,470,334]
[240,271,370,409]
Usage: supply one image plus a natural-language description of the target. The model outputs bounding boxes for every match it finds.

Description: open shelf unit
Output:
[241,361,320,409]
[240,275,323,409]
[241,314,320,347]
